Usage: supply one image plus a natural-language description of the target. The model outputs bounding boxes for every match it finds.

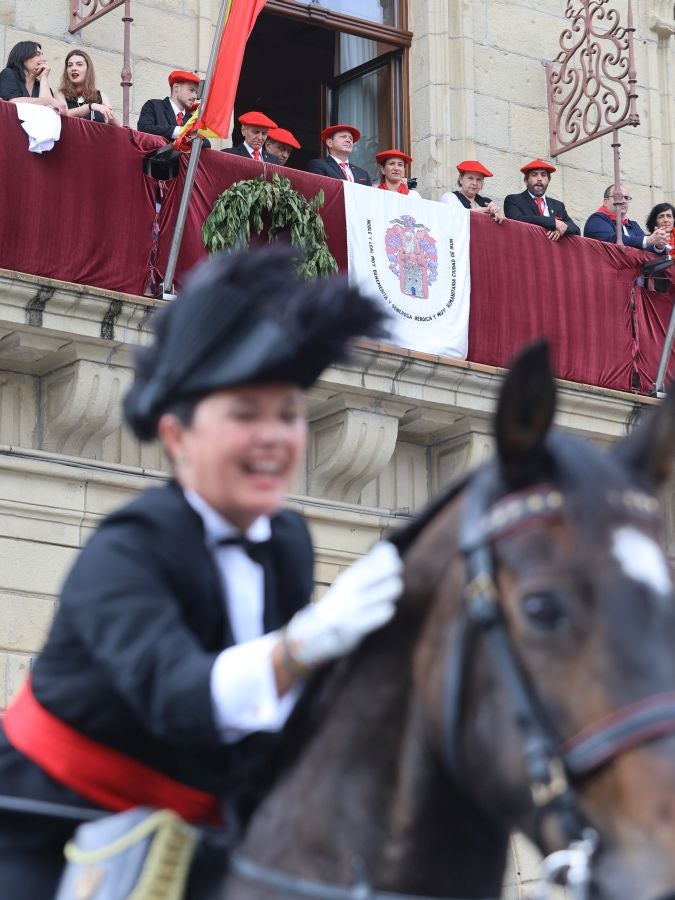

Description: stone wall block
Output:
[474,46,546,109]
[0,372,37,449]
[431,422,492,494]
[360,440,429,512]
[486,0,562,56]
[0,593,57,654]
[0,651,33,708]
[309,408,399,503]
[41,360,131,457]
[474,94,510,150]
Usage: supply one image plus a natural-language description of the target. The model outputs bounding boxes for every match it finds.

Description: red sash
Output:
[3,680,221,824]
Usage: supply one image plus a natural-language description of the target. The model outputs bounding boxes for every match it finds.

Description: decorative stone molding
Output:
[41,360,132,457]
[309,406,399,503]
[649,1,675,38]
[430,418,493,494]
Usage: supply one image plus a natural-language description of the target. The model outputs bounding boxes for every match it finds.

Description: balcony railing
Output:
[0,102,672,394]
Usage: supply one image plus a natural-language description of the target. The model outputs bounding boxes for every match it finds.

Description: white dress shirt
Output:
[184,490,301,743]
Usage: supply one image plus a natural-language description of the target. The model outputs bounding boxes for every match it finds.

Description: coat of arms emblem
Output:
[384,215,438,299]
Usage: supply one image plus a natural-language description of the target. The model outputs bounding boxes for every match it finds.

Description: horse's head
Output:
[405,343,675,900]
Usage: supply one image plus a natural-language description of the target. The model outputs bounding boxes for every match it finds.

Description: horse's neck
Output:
[236,613,420,883]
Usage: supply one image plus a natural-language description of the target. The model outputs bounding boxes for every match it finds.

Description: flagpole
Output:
[162,0,234,298]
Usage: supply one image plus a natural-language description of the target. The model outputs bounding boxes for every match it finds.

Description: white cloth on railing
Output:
[14,103,61,154]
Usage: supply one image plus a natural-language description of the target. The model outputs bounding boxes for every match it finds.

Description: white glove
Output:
[283,541,403,670]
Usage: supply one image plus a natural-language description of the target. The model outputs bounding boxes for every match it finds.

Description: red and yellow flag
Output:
[197,0,267,139]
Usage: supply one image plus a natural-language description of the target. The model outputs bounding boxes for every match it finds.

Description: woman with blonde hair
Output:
[56,49,118,125]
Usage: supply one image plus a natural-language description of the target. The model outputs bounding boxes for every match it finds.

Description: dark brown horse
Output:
[221,343,675,900]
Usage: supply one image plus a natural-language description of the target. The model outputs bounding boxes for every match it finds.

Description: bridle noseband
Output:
[445,466,675,853]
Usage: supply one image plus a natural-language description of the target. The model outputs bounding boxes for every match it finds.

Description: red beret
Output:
[375,148,412,165]
[456,159,493,177]
[267,127,300,150]
[320,124,361,144]
[520,158,556,174]
[168,70,200,87]
[238,111,277,128]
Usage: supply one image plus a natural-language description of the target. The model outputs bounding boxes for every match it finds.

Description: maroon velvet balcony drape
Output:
[1,101,673,394]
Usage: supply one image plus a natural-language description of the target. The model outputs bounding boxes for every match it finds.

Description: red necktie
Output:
[176,111,184,126]
[535,197,545,215]
[339,162,349,180]
[253,149,261,161]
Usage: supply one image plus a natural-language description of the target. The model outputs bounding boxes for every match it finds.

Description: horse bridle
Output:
[446,464,675,856]
[228,469,675,900]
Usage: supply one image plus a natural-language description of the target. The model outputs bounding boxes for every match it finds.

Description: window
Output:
[236,0,410,177]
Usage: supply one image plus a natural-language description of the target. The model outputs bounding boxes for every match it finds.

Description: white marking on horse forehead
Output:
[611,525,672,599]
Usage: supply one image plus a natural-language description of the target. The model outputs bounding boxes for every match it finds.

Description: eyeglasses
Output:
[607,194,632,202]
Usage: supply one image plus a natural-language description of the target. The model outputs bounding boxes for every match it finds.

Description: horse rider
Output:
[0,247,403,897]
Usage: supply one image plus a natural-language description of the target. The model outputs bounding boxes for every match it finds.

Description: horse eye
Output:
[521,592,568,631]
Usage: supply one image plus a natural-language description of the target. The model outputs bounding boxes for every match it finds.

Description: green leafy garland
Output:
[202,173,338,279]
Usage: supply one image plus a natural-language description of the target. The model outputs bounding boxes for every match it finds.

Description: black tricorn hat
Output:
[124,247,390,441]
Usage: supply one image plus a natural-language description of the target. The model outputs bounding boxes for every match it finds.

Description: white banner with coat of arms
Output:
[344,183,470,359]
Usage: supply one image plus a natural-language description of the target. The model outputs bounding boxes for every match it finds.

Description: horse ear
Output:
[495,341,556,478]
[612,389,675,488]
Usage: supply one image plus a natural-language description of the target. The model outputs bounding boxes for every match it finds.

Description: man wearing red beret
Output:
[504,159,580,240]
[265,127,300,166]
[137,70,203,143]
[223,111,279,162]
[308,125,371,186]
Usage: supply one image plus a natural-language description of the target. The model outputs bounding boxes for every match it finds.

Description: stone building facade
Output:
[0,1,673,895]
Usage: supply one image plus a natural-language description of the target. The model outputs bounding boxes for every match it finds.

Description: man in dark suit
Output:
[584,184,670,253]
[137,70,200,141]
[223,110,279,162]
[265,127,300,166]
[504,158,580,240]
[308,124,372,186]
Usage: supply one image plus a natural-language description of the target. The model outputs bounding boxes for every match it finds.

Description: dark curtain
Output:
[468,213,674,393]
[0,100,164,296]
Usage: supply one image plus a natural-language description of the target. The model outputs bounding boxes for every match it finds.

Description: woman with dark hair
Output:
[0,41,65,112]
[646,202,675,256]
[0,247,402,898]
[374,148,419,196]
[55,49,118,125]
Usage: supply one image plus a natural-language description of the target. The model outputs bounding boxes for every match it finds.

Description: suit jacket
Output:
[137,97,180,140]
[307,156,372,187]
[504,190,580,236]
[0,482,313,810]
[223,143,279,164]
[137,97,211,148]
[583,211,658,252]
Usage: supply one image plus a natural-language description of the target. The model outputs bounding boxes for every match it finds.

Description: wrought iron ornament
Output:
[545,0,639,156]
[70,0,126,30]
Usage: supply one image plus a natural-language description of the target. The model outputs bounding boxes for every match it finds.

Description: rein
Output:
[228,852,498,900]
